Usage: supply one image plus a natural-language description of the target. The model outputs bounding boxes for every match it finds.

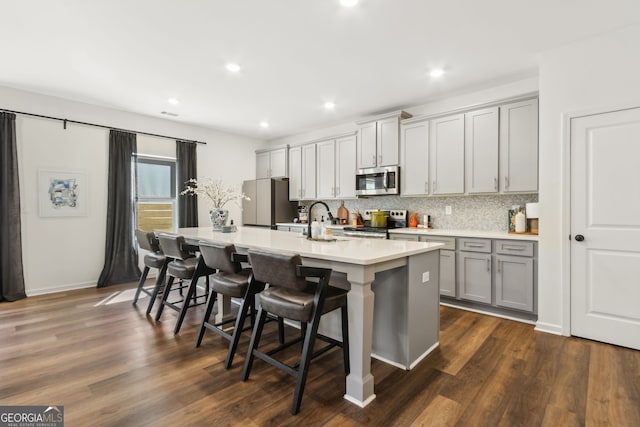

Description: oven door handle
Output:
[383,170,388,192]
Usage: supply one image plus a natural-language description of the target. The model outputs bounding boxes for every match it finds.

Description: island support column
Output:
[344,266,376,407]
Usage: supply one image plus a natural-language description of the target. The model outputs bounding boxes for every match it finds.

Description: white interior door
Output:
[570,107,640,350]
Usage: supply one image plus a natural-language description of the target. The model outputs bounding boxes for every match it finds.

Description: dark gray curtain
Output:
[97,130,140,287]
[0,112,26,301]
[177,140,198,228]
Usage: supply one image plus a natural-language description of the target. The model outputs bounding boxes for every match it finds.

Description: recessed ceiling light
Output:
[429,68,445,78]
[340,0,359,7]
[226,63,241,73]
[259,121,269,129]
[324,101,336,110]
[167,98,179,105]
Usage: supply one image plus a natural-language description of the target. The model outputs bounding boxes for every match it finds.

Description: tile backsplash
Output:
[306,194,538,231]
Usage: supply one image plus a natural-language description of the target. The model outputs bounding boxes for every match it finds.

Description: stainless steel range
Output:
[343,209,407,239]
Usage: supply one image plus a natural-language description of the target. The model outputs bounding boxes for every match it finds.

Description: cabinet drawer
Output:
[419,235,456,250]
[389,234,419,241]
[495,240,534,257]
[458,238,491,253]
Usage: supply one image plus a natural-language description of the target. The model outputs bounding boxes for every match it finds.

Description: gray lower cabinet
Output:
[439,250,456,297]
[457,251,492,304]
[495,254,534,311]
[494,239,535,312]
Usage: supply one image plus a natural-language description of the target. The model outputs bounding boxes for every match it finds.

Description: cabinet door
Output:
[288,146,302,201]
[500,98,538,193]
[457,251,492,303]
[256,151,270,179]
[465,107,499,193]
[495,254,534,312]
[335,135,357,198]
[378,117,400,166]
[316,140,336,199]
[430,114,465,194]
[301,144,316,200]
[357,121,377,169]
[269,148,288,178]
[439,249,456,297]
[401,120,429,196]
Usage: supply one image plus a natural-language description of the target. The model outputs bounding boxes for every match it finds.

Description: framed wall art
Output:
[38,170,88,217]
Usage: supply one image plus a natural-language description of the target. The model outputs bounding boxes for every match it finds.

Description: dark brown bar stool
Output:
[154,233,214,334]
[133,229,169,315]
[241,250,350,415]
[195,242,266,369]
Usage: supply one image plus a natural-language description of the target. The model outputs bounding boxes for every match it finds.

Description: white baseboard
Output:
[534,321,564,335]
[440,302,537,325]
[27,280,96,296]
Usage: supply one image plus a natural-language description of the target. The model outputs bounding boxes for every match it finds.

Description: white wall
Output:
[3,86,263,295]
[537,24,640,334]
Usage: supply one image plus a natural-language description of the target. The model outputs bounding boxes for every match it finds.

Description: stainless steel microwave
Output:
[355,166,400,196]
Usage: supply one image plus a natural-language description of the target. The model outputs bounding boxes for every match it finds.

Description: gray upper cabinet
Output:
[357,121,378,169]
[335,135,357,199]
[430,113,465,195]
[400,119,429,196]
[465,107,499,193]
[316,139,336,199]
[256,147,287,179]
[500,98,539,193]
[288,145,316,201]
[357,111,411,170]
[288,146,302,201]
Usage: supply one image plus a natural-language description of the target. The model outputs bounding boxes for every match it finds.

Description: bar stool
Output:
[132,230,169,314]
[195,242,265,369]
[241,249,350,415]
[154,233,214,334]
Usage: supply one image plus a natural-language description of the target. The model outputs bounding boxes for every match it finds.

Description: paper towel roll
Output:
[526,202,539,219]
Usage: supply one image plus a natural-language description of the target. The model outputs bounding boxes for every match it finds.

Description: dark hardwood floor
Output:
[1,282,639,426]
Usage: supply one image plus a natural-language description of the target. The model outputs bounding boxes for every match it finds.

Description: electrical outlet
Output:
[422,271,430,282]
[445,206,452,215]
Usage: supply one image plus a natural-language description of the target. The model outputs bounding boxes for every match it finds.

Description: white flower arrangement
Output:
[180,178,249,210]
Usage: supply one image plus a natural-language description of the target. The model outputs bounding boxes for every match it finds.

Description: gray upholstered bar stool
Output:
[195,242,265,369]
[133,229,169,315]
[154,233,214,334]
[241,249,350,415]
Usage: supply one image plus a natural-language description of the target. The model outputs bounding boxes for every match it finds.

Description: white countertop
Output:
[177,226,442,266]
[388,228,539,241]
[276,222,347,230]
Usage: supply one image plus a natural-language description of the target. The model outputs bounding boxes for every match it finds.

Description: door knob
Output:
[575,234,585,242]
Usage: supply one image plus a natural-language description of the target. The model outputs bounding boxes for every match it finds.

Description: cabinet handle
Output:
[336,186,340,196]
[494,177,497,191]
[372,155,376,165]
[425,181,428,193]
[503,245,525,251]
[433,180,437,192]
[504,176,509,189]
[378,155,383,164]
[487,259,491,272]
[497,260,501,273]
[465,243,485,248]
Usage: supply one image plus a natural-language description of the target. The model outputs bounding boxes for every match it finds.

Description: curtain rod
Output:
[0,108,207,145]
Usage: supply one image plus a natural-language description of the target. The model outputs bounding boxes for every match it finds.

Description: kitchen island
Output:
[176,226,443,407]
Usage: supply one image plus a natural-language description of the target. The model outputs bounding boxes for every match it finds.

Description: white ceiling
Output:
[1,1,639,140]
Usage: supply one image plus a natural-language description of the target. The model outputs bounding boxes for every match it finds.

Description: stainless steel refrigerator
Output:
[242,178,298,228]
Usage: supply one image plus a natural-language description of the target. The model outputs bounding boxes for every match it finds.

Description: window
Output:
[135,156,177,231]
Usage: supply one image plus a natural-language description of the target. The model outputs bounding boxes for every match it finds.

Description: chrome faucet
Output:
[307,201,334,240]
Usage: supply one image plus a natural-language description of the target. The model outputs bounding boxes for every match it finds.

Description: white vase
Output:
[209,208,229,230]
